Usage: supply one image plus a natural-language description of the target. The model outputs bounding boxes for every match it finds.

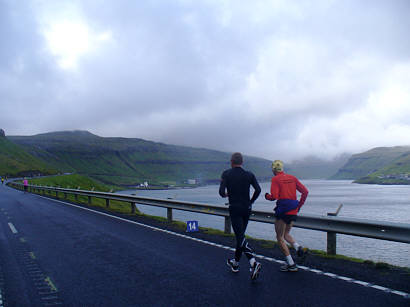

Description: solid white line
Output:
[323,272,338,278]
[36,194,409,299]
[337,276,353,282]
[353,280,371,286]
[8,222,18,234]
[371,285,390,292]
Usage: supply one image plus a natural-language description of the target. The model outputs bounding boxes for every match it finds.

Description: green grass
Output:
[0,136,56,177]
[23,174,139,214]
[28,184,140,215]
[309,249,366,263]
[26,174,117,191]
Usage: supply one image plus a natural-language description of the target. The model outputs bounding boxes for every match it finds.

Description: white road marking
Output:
[38,195,409,299]
[8,222,18,234]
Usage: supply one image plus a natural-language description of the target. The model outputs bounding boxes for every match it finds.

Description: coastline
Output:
[354,178,410,185]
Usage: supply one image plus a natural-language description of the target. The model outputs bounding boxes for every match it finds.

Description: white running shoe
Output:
[250,262,262,280]
[227,258,239,273]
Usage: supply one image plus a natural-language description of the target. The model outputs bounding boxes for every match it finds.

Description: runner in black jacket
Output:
[219,152,262,280]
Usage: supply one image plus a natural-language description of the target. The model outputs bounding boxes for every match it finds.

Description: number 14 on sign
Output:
[187,221,198,232]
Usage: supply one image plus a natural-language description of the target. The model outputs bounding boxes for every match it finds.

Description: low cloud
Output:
[1,0,409,162]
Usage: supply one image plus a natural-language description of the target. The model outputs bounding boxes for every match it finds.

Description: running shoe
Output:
[250,261,262,280]
[227,258,239,273]
[280,263,298,272]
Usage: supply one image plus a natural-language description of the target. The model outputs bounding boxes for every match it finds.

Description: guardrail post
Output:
[327,231,336,255]
[88,196,92,205]
[167,208,172,222]
[224,216,232,234]
[75,194,78,201]
[327,204,343,255]
[106,199,110,208]
[64,192,67,199]
[55,190,59,199]
[130,202,136,214]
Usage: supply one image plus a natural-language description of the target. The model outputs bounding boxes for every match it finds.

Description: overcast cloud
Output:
[1,0,410,161]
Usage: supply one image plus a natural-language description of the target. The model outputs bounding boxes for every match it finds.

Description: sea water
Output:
[121,180,410,267]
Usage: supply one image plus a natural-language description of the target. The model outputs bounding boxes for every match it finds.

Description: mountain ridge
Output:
[331,145,410,184]
[4,130,409,186]
[8,130,273,186]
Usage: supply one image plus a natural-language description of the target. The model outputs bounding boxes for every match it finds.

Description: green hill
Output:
[354,151,410,184]
[330,146,410,180]
[9,131,273,186]
[0,133,56,177]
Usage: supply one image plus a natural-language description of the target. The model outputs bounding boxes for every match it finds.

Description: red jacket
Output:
[265,172,308,215]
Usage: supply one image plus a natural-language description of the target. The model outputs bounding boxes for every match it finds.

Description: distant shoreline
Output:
[354,178,410,185]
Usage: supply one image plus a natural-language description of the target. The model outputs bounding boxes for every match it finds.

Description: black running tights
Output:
[231,213,255,262]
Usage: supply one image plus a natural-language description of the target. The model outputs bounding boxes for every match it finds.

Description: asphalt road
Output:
[0,184,408,306]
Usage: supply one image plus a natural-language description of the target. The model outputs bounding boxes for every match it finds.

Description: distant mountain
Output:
[331,146,410,184]
[0,132,56,177]
[286,154,351,179]
[11,130,395,186]
[9,130,273,186]
[354,151,410,184]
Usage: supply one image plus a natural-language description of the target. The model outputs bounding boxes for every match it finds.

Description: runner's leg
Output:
[241,213,255,260]
[284,222,295,245]
[231,214,245,262]
[284,221,303,254]
[275,219,290,256]
[276,219,297,268]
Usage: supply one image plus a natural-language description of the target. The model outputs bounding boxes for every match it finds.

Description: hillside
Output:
[0,132,56,177]
[330,146,410,180]
[9,131,273,186]
[354,151,410,184]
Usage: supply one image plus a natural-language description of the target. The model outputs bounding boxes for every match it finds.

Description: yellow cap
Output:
[271,160,284,172]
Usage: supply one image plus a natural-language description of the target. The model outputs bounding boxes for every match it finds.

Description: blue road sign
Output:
[186,220,199,232]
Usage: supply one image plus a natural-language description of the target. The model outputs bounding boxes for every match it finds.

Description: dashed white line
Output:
[37,195,409,299]
[8,222,18,234]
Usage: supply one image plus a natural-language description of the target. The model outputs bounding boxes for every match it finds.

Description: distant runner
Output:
[1,177,4,185]
[23,178,28,193]
[265,160,309,272]
[219,152,262,280]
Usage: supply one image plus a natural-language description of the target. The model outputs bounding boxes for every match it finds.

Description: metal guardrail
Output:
[8,182,410,255]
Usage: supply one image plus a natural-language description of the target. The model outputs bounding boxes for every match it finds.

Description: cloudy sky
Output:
[1,0,410,161]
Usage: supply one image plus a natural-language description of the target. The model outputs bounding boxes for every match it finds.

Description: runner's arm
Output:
[265,178,278,201]
[250,174,261,204]
[296,179,308,210]
[219,172,228,198]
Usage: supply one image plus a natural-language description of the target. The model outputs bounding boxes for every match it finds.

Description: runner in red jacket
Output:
[265,160,308,272]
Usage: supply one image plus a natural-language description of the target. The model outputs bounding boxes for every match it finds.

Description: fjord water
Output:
[122,180,410,267]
